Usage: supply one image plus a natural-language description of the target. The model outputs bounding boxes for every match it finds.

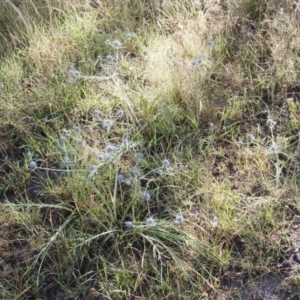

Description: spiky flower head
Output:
[162,159,170,167]
[145,217,156,226]
[137,152,144,159]
[117,174,124,182]
[143,191,151,201]
[132,168,140,177]
[29,161,37,170]
[125,221,133,228]
[176,214,184,224]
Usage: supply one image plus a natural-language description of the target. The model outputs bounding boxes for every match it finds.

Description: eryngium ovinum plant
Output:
[21,32,224,298]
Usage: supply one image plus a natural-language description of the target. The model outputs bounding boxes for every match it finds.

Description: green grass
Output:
[1,0,300,299]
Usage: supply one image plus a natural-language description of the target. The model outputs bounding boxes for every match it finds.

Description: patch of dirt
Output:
[222,221,300,300]
[233,273,291,300]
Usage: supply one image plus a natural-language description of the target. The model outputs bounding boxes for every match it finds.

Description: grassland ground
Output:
[1,0,300,299]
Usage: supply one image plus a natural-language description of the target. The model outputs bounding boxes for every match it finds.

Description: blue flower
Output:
[247,133,255,142]
[132,169,140,177]
[207,40,214,47]
[97,154,104,161]
[29,161,37,170]
[167,54,174,61]
[178,164,184,170]
[69,70,81,78]
[112,40,122,48]
[89,164,97,172]
[117,174,124,182]
[60,135,67,143]
[191,58,203,68]
[93,109,100,116]
[162,159,170,167]
[125,221,133,228]
[102,119,114,131]
[166,167,174,173]
[197,58,203,65]
[60,146,66,153]
[116,110,124,118]
[176,214,184,224]
[156,169,163,175]
[106,55,113,62]
[106,154,112,161]
[266,118,277,128]
[77,138,85,146]
[65,129,72,136]
[137,152,144,159]
[143,191,150,201]
[106,144,117,153]
[61,157,74,168]
[145,217,156,226]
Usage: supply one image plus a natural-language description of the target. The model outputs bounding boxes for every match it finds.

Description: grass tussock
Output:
[1,0,300,299]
